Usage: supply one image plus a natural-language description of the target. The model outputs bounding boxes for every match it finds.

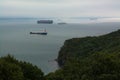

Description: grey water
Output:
[0,18,120,74]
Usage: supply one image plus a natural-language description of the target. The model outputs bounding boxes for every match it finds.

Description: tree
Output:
[0,59,24,80]
[0,54,45,80]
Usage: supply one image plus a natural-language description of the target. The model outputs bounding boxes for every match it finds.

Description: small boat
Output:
[30,29,47,35]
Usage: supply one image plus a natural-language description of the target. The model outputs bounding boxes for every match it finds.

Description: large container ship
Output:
[37,20,53,24]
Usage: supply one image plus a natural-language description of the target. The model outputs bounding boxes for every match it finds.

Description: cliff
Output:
[57,29,120,66]
[46,29,120,80]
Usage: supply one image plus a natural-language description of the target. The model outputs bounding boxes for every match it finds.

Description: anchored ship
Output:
[30,29,47,35]
[37,20,53,24]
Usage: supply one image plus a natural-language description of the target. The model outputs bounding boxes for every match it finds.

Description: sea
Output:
[0,18,120,74]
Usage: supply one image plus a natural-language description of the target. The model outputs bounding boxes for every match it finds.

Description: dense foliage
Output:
[0,54,44,80]
[46,29,120,80]
[58,29,120,66]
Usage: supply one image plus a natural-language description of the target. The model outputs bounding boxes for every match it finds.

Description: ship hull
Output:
[30,32,47,35]
[37,20,53,24]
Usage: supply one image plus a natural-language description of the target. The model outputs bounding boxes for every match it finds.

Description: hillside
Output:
[46,29,120,80]
[57,29,120,66]
[0,55,44,80]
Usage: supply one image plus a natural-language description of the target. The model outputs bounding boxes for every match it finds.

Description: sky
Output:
[0,0,120,18]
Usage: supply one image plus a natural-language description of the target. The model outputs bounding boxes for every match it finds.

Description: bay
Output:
[0,18,120,74]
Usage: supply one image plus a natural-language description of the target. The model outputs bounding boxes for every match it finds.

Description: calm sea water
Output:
[0,18,120,74]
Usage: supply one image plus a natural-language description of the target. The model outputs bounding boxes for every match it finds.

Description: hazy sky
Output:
[1,0,120,18]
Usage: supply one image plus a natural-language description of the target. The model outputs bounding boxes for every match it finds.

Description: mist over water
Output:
[0,18,120,74]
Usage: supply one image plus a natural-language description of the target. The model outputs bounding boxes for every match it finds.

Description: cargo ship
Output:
[30,29,47,35]
[37,20,53,24]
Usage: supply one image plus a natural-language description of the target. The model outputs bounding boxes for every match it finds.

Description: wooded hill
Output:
[46,29,120,80]
[0,55,44,80]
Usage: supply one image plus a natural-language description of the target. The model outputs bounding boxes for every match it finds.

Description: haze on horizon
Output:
[0,0,120,19]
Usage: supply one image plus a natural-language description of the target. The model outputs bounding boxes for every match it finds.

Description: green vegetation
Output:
[46,29,120,80]
[58,29,120,66]
[0,54,44,80]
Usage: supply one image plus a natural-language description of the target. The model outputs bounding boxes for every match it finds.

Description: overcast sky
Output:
[1,0,120,18]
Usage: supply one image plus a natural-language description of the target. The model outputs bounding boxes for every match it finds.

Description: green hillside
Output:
[58,29,120,66]
[46,29,120,80]
[0,54,44,80]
